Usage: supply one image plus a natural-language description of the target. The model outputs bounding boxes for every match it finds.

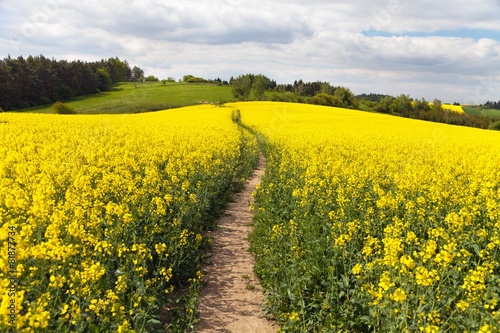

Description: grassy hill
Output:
[462,106,500,119]
[21,82,234,114]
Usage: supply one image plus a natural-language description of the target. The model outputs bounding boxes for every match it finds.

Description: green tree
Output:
[183,75,207,83]
[313,93,335,106]
[251,75,270,100]
[132,66,144,82]
[144,75,159,82]
[489,121,500,131]
[97,67,112,91]
[231,75,252,100]
[431,99,443,112]
[414,98,431,111]
[53,101,76,114]
[376,96,395,113]
[391,94,413,114]
[332,86,358,109]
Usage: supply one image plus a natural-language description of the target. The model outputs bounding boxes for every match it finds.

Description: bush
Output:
[53,101,76,114]
[489,121,500,131]
[144,75,159,82]
[231,109,241,124]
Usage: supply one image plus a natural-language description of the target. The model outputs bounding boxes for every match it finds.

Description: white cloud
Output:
[0,0,499,103]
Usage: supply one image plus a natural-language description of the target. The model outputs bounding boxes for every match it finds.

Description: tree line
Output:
[0,55,144,111]
[230,74,499,130]
[482,100,500,110]
[230,74,359,109]
[368,94,494,129]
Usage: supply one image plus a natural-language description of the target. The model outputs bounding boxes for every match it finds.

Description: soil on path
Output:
[194,155,279,333]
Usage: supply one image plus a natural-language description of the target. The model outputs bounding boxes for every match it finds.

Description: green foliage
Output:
[463,106,500,119]
[105,57,132,82]
[231,74,276,101]
[161,77,176,86]
[414,98,431,111]
[284,80,335,97]
[251,75,270,100]
[132,66,145,82]
[0,55,132,111]
[232,75,253,100]
[313,93,335,106]
[97,67,113,91]
[144,75,159,82]
[431,98,443,112]
[333,86,358,109]
[391,94,413,114]
[271,91,299,103]
[356,93,393,103]
[489,121,500,131]
[183,75,207,84]
[404,108,493,129]
[483,100,500,109]
[231,108,241,124]
[376,96,395,113]
[312,88,357,109]
[53,101,76,114]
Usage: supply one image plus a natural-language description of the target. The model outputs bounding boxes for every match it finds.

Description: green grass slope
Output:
[21,82,234,114]
[463,106,500,119]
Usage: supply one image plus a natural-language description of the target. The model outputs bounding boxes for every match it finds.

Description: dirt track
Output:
[194,155,278,333]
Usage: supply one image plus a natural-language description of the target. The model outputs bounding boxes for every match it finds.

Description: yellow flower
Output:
[289,312,300,321]
[400,254,415,270]
[479,324,492,333]
[390,288,407,302]
[415,266,439,286]
[352,263,363,277]
[456,300,469,311]
[378,271,395,291]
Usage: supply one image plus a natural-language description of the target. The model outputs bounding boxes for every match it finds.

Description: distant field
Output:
[441,104,464,113]
[21,82,234,114]
[463,106,500,118]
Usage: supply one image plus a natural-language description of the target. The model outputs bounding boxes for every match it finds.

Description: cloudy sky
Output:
[1,0,499,103]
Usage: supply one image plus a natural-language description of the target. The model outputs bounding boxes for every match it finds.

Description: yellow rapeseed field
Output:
[441,104,465,114]
[0,105,258,332]
[1,100,498,332]
[236,102,500,332]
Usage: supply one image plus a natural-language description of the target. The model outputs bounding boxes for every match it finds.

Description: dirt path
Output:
[194,155,279,333]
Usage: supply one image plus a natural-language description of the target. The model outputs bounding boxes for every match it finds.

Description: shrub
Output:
[489,120,500,131]
[53,101,76,114]
[145,75,159,82]
[231,109,241,124]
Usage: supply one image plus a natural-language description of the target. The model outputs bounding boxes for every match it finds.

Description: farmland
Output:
[235,102,500,332]
[441,104,465,113]
[1,100,499,332]
[0,106,258,332]
[463,106,500,119]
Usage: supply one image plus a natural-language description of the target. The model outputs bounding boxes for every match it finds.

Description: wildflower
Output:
[390,288,407,302]
[352,263,363,277]
[289,312,300,321]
